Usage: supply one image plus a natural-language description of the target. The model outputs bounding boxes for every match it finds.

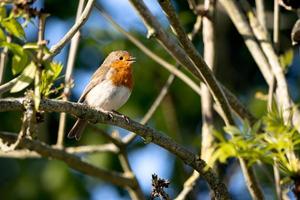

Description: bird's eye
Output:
[119,56,124,60]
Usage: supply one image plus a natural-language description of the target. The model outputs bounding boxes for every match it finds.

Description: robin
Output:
[67,50,135,140]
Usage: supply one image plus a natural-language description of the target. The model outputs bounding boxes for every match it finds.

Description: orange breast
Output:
[110,61,133,89]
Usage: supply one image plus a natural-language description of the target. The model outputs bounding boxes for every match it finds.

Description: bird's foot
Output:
[112,110,130,123]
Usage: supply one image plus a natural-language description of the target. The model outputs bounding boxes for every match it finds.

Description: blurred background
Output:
[0,0,299,199]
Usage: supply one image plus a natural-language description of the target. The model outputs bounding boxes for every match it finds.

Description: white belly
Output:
[84,80,131,111]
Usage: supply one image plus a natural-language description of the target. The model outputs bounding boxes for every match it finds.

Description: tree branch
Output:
[57,0,86,148]
[219,0,273,86]
[158,0,234,126]
[0,143,119,157]
[0,97,230,200]
[43,0,95,61]
[239,0,292,121]
[0,131,135,188]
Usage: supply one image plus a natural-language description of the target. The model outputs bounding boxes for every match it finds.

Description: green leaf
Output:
[0,41,28,74]
[0,6,6,20]
[40,61,63,96]
[224,125,241,136]
[23,42,39,50]
[10,62,36,93]
[1,18,26,40]
[0,27,5,41]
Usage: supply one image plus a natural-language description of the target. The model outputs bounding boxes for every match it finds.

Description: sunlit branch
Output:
[0,97,230,199]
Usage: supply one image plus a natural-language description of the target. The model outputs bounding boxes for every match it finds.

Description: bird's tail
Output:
[67,119,87,140]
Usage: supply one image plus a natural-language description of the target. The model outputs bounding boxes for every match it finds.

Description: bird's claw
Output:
[111,110,130,124]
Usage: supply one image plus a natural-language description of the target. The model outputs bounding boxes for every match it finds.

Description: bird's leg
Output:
[94,108,114,121]
[112,110,130,123]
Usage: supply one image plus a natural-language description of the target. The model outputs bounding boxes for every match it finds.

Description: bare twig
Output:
[255,0,267,29]
[0,97,230,199]
[0,131,136,188]
[118,149,145,200]
[201,0,216,163]
[0,143,119,157]
[272,1,282,198]
[239,158,264,200]
[219,0,273,86]
[56,0,85,148]
[158,0,234,126]
[175,170,199,200]
[239,0,292,121]
[43,0,95,61]
[177,1,217,198]
[273,0,281,52]
[90,125,123,146]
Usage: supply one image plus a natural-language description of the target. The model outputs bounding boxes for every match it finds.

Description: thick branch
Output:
[0,131,135,188]
[0,97,230,200]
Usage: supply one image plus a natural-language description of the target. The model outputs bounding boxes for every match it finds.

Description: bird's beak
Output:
[128,56,136,63]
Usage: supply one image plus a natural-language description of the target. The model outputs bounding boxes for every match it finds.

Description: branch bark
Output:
[0,131,135,188]
[0,97,230,200]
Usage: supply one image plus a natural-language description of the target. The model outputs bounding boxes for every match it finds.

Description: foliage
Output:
[210,102,300,179]
[0,2,63,105]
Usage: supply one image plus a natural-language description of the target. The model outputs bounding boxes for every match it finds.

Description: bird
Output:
[67,50,135,140]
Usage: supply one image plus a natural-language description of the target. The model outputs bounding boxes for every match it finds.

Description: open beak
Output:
[128,56,136,63]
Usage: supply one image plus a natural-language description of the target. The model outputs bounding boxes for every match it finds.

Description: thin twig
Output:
[219,0,273,86]
[0,143,119,157]
[239,0,292,121]
[0,97,230,199]
[239,158,264,200]
[118,149,145,200]
[89,125,123,147]
[175,170,199,200]
[272,1,282,198]
[56,0,85,148]
[255,0,267,29]
[176,1,216,198]
[158,0,234,126]
[273,0,281,52]
[201,0,216,163]
[43,0,95,61]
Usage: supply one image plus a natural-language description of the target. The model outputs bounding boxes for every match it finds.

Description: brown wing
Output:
[78,64,111,103]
